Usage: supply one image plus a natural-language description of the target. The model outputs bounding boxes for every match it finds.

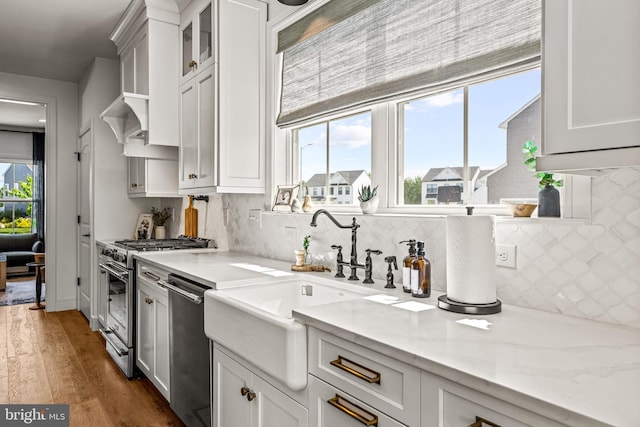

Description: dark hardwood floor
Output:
[0,303,185,426]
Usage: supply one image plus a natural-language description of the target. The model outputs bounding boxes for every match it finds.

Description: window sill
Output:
[260,207,590,225]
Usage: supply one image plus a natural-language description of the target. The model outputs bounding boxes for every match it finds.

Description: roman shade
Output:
[277,0,541,127]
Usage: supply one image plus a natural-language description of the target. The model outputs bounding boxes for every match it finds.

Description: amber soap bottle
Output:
[400,240,417,293]
[411,241,431,298]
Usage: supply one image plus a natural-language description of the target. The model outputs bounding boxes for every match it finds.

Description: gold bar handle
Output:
[330,355,381,384]
[469,416,501,427]
[328,394,378,426]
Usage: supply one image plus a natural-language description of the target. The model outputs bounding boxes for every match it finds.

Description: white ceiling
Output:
[0,0,301,128]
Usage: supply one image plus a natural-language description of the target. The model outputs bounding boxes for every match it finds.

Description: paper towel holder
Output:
[437,295,502,315]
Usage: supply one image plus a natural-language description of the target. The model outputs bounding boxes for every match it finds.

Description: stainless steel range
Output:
[97,236,211,378]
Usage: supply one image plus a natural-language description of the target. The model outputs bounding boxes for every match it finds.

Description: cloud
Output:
[406,91,464,112]
[329,123,371,148]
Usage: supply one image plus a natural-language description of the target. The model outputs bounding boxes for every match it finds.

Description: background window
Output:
[0,162,35,234]
[295,111,372,205]
[400,68,542,206]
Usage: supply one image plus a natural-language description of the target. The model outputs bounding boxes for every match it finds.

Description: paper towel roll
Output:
[446,215,497,304]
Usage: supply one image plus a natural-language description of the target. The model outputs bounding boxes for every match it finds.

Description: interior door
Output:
[77,124,92,319]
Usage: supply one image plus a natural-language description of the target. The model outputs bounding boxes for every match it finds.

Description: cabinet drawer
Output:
[309,328,420,427]
[309,375,407,427]
[421,371,567,427]
[442,389,531,427]
[136,263,169,302]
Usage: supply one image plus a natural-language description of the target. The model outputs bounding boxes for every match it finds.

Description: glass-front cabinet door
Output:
[180,1,214,85]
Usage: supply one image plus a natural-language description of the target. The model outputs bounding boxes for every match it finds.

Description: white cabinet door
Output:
[152,290,170,399]
[129,157,178,198]
[213,347,308,427]
[213,347,252,427]
[253,374,307,427]
[127,157,145,194]
[179,65,216,191]
[136,286,154,376]
[218,0,266,192]
[136,275,170,401]
[544,0,640,155]
[179,80,197,189]
[180,0,215,87]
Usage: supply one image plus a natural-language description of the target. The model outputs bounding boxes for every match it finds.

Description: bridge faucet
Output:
[310,210,364,280]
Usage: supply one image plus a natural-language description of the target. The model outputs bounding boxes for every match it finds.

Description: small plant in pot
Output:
[358,184,379,214]
[151,207,171,239]
[523,140,563,217]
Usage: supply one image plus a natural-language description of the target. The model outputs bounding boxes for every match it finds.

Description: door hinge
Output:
[74,151,81,161]
[77,277,81,287]
[77,215,81,224]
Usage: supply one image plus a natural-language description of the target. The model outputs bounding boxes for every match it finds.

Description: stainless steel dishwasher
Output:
[165,273,211,427]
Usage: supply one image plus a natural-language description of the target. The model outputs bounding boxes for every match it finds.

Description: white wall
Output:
[0,71,78,311]
[79,58,159,324]
[223,166,640,329]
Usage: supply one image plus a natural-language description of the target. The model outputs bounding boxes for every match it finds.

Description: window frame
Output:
[272,5,589,220]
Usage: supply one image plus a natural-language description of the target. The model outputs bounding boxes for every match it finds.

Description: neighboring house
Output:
[421,166,484,205]
[306,170,370,204]
[2,163,32,217]
[485,95,541,204]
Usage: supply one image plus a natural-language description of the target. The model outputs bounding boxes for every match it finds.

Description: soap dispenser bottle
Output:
[411,241,431,298]
[400,240,417,293]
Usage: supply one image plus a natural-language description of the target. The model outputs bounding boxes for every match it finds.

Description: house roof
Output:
[499,94,541,129]
[421,166,481,182]
[306,170,367,187]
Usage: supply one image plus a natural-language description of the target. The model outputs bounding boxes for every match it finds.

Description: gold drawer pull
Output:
[330,355,381,384]
[328,394,378,426]
[469,416,501,427]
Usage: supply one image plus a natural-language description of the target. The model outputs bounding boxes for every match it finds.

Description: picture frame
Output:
[134,213,154,240]
[272,186,297,212]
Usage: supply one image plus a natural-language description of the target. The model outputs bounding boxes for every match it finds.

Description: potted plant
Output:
[523,140,563,217]
[294,235,311,266]
[358,184,379,214]
[151,207,171,239]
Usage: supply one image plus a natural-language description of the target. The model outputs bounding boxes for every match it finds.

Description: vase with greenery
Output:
[523,140,563,217]
[294,235,311,266]
[358,184,379,214]
[151,207,171,239]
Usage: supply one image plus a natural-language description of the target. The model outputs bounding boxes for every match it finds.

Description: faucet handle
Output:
[384,255,398,270]
[365,249,382,256]
[331,245,343,251]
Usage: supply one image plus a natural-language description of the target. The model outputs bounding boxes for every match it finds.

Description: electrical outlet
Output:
[496,244,516,268]
[284,226,297,241]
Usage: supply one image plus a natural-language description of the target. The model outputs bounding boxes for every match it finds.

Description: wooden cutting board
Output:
[185,195,197,237]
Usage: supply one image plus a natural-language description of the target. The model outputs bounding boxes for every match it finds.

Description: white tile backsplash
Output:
[171,167,640,329]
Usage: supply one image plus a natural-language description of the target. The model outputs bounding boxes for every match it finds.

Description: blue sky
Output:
[299,68,541,182]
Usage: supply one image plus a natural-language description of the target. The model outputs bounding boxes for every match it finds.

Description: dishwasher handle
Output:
[159,279,203,304]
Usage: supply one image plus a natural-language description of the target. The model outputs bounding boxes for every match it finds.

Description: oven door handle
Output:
[99,262,129,281]
[159,280,203,304]
[99,328,129,357]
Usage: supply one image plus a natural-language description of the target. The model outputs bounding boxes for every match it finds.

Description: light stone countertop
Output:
[134,249,640,426]
[294,291,640,427]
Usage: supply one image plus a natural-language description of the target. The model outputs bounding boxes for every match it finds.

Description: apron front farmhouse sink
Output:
[204,276,376,390]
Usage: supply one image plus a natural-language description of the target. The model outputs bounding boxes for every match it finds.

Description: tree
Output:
[403,176,422,204]
[7,175,33,216]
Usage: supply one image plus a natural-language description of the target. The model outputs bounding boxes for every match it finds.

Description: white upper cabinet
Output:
[180,1,215,86]
[178,0,267,194]
[102,0,180,159]
[540,0,640,172]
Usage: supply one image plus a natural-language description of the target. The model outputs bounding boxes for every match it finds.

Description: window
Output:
[400,68,543,206]
[281,1,553,214]
[295,111,372,205]
[0,162,35,234]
